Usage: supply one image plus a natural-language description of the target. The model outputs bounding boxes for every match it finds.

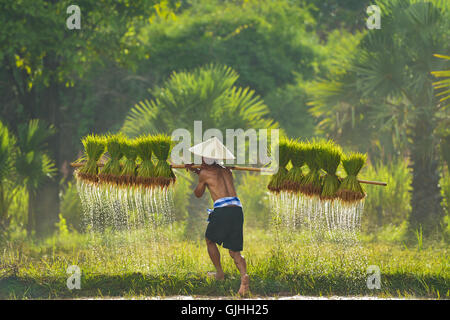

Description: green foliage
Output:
[0,121,17,230]
[308,0,450,159]
[0,121,15,182]
[122,64,276,137]
[55,214,69,237]
[264,83,316,139]
[440,171,450,221]
[431,54,450,106]
[440,129,450,168]
[171,173,192,222]
[237,173,271,229]
[306,0,372,33]
[362,159,412,231]
[15,120,57,193]
[60,181,83,232]
[139,0,318,95]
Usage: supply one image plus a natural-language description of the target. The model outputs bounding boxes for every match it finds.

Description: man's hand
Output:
[185,163,200,175]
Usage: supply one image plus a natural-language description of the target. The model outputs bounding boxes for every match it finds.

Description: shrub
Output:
[238,172,271,228]
[362,159,412,232]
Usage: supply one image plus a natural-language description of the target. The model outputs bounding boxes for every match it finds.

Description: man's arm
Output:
[194,171,207,198]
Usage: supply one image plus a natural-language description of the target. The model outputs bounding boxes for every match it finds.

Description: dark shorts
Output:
[205,206,244,252]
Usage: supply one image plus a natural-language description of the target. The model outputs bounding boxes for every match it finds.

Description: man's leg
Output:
[229,250,249,296]
[205,237,225,280]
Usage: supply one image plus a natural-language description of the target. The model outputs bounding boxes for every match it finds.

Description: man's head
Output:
[202,157,223,166]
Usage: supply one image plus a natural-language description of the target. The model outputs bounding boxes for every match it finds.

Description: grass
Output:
[0,225,448,299]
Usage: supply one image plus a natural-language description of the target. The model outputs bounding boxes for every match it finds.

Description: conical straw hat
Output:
[189,137,235,160]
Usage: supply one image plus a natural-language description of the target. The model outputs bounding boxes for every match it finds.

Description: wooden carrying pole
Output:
[70,162,387,186]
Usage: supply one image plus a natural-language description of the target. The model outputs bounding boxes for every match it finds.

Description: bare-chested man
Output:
[187,158,250,296]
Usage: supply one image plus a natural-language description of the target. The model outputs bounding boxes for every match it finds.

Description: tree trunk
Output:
[408,115,444,236]
[34,55,61,237]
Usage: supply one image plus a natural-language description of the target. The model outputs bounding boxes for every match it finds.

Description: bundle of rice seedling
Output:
[300,139,324,197]
[77,134,106,183]
[336,152,367,202]
[268,139,291,193]
[152,134,176,187]
[320,140,343,200]
[120,138,138,185]
[135,135,156,187]
[284,140,306,193]
[98,134,125,184]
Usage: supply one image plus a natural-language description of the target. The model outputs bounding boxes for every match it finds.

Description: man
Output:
[187,137,250,296]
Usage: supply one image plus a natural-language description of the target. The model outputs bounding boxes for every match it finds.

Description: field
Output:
[0,224,448,299]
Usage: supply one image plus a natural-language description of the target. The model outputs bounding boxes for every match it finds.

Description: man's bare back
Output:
[194,164,237,201]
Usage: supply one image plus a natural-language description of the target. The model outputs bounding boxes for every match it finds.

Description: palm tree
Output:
[309,0,449,235]
[122,64,278,237]
[15,119,57,236]
[122,64,276,136]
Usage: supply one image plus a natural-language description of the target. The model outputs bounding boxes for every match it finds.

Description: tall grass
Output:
[0,226,448,299]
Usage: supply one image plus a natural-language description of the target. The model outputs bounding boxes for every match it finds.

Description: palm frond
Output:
[432,54,450,105]
[122,64,277,139]
[0,121,16,181]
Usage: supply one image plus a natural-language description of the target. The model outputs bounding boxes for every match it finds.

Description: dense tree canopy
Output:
[0,0,448,238]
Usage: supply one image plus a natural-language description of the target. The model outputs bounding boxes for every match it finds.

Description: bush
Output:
[237,172,271,229]
[172,172,191,222]
[440,171,450,241]
[361,159,412,232]
[138,0,319,95]
[60,180,83,232]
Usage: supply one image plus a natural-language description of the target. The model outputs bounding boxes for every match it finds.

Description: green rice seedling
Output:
[268,139,291,193]
[300,139,325,197]
[78,134,106,183]
[152,134,176,187]
[320,140,343,200]
[99,134,125,184]
[120,138,138,185]
[336,152,367,202]
[284,140,306,193]
[135,135,156,187]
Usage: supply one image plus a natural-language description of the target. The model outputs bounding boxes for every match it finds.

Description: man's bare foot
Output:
[207,271,225,280]
[237,274,250,296]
